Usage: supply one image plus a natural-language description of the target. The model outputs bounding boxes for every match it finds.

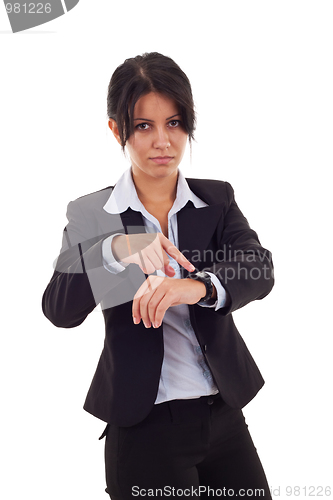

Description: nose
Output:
[153,127,171,150]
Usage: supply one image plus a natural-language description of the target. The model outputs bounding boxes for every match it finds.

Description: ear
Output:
[108,119,122,145]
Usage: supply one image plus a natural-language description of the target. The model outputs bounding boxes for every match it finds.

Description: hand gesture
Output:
[132,276,207,328]
[112,232,195,277]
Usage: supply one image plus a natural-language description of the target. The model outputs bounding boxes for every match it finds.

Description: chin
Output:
[132,163,179,180]
[152,166,178,177]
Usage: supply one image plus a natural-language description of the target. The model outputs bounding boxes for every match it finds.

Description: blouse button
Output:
[184,318,191,329]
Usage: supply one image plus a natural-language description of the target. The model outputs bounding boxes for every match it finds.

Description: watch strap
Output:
[187,271,214,304]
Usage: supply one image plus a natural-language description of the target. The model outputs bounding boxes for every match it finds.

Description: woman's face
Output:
[123,92,188,181]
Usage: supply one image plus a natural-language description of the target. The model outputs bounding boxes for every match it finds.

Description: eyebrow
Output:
[133,114,181,122]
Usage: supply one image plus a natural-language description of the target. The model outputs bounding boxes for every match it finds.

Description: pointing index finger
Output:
[159,234,195,273]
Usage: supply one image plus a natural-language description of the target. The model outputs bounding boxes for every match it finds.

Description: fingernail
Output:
[133,317,139,325]
[189,264,195,271]
[143,321,151,328]
[153,323,160,329]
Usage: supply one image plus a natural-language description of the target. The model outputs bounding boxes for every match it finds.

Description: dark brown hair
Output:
[107,52,196,149]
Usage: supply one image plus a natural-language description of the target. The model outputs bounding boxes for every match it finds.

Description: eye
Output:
[135,123,151,131]
[168,120,181,128]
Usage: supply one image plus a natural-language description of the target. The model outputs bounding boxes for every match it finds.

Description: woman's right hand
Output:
[111,233,195,277]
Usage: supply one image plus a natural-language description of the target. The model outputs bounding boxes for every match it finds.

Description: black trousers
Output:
[103,395,272,499]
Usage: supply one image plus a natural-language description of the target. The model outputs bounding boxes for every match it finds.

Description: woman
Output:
[42,52,274,499]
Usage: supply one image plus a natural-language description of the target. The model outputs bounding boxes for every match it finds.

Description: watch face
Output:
[197,272,206,279]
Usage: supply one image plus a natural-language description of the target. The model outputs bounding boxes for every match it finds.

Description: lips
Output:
[149,156,174,165]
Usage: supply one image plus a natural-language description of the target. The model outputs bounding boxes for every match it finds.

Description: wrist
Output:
[187,271,215,305]
[112,234,128,261]
[186,278,206,300]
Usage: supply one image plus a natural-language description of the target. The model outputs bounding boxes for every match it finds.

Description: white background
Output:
[1,1,332,498]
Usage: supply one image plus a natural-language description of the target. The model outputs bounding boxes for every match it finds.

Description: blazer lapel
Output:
[120,208,146,234]
[177,202,225,266]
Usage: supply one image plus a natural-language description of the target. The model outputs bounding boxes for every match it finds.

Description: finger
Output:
[138,251,157,275]
[144,236,175,277]
[151,294,172,328]
[139,292,152,328]
[137,278,163,328]
[132,279,150,325]
[122,252,155,275]
[157,251,175,277]
[147,285,174,328]
[159,234,195,272]
[164,265,176,277]
[149,237,175,276]
[141,248,165,273]
[131,249,161,275]
[132,276,161,326]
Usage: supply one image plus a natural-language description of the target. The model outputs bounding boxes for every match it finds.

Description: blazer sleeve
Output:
[42,198,145,328]
[203,182,274,316]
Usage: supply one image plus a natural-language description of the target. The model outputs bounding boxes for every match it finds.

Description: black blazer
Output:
[42,178,274,427]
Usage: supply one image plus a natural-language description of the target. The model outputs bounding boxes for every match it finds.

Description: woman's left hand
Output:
[132,276,207,329]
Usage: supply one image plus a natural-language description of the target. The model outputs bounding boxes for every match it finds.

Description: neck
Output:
[131,168,178,207]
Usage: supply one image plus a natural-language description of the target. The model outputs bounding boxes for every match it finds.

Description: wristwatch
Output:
[187,271,215,305]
